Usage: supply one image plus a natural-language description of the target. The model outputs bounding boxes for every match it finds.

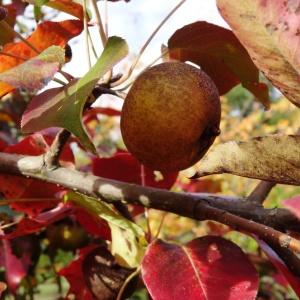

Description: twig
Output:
[58,70,74,82]
[53,77,67,86]
[111,0,187,88]
[154,212,167,240]
[247,181,276,204]
[114,48,170,93]
[0,221,18,230]
[83,0,91,69]
[1,152,300,255]
[116,267,140,300]
[43,129,71,168]
[88,30,98,59]
[91,0,107,46]
[90,0,113,83]
[93,85,126,99]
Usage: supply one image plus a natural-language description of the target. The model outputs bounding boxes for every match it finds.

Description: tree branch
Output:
[247,181,276,204]
[194,193,299,231]
[1,152,300,256]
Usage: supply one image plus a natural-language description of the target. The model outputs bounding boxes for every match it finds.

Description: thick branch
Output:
[194,193,299,231]
[1,152,300,256]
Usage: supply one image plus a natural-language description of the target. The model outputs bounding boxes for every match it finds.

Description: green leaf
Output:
[217,0,300,108]
[193,135,300,185]
[68,191,146,268]
[0,46,64,92]
[21,36,128,152]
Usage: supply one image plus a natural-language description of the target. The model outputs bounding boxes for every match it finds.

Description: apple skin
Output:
[121,62,221,172]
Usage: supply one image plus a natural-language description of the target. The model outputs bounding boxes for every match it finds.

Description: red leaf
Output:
[10,200,58,218]
[4,133,73,163]
[0,236,27,293]
[273,272,289,287]
[83,107,121,124]
[58,245,97,300]
[0,138,7,151]
[141,236,259,300]
[0,174,32,199]
[0,20,83,97]
[5,133,48,155]
[93,151,178,189]
[282,195,300,219]
[255,237,300,296]
[3,203,72,239]
[168,21,270,108]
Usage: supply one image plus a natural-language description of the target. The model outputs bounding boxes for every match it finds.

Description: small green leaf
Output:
[0,46,64,92]
[21,36,128,152]
[68,191,146,268]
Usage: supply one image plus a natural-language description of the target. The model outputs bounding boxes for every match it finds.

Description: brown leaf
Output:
[83,246,134,300]
[193,135,300,185]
